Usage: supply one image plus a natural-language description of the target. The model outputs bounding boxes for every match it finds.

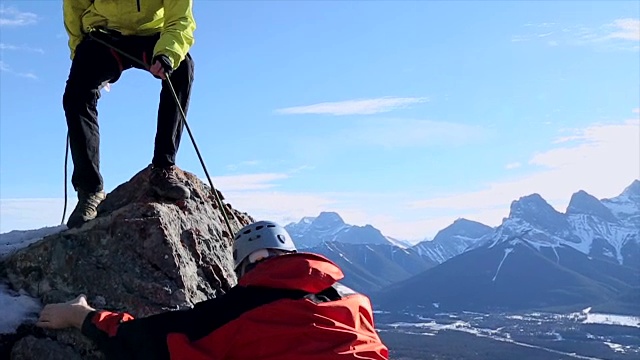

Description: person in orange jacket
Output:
[36,220,390,359]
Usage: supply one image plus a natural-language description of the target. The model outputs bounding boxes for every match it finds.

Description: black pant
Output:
[63,31,194,193]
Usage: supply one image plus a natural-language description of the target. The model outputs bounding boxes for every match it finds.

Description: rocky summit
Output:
[0,166,253,360]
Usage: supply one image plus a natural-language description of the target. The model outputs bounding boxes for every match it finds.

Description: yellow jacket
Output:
[62,0,195,69]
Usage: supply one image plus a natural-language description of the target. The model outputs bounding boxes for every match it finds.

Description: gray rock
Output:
[1,166,253,359]
[11,336,82,360]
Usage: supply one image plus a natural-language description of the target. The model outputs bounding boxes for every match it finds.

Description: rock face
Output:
[0,166,252,359]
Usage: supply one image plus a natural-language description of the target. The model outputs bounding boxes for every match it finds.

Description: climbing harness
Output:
[61,30,236,238]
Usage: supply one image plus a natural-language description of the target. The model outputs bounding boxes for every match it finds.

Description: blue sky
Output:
[1,1,638,241]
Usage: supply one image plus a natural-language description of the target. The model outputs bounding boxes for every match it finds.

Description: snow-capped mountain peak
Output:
[620,179,640,199]
[312,212,346,230]
[412,218,493,264]
[486,180,640,267]
[566,190,619,223]
[602,180,640,228]
[509,194,567,229]
[285,212,392,248]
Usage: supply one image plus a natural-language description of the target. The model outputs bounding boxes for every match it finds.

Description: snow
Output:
[492,247,514,282]
[565,308,640,328]
[582,313,640,328]
[604,342,628,353]
[373,310,391,314]
[387,320,602,360]
[551,246,560,263]
[0,283,42,334]
[337,251,353,264]
[385,236,412,249]
[0,226,64,334]
[567,214,635,264]
[0,287,41,334]
[0,225,66,260]
[486,195,638,266]
[547,331,564,341]
[602,194,639,220]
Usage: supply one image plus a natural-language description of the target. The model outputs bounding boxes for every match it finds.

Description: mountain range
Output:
[373,180,640,314]
[2,180,638,315]
[285,212,493,293]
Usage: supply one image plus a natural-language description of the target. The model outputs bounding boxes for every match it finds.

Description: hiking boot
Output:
[149,165,191,200]
[67,190,106,229]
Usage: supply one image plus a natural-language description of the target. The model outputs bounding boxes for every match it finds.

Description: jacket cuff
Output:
[80,310,135,339]
[152,54,174,72]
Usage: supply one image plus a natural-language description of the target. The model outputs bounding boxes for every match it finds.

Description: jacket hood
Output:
[238,252,344,293]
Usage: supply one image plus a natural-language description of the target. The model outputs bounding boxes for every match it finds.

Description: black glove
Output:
[151,54,173,78]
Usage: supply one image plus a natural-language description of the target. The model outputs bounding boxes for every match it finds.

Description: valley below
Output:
[376,309,640,360]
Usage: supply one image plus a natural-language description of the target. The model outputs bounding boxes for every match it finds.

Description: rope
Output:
[61,133,69,225]
[61,31,236,237]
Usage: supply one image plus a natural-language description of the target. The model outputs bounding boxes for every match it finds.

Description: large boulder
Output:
[0,166,253,359]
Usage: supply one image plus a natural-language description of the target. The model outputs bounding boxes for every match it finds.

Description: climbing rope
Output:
[61,134,69,225]
[61,30,236,238]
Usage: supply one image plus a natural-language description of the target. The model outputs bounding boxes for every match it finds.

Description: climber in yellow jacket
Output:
[62,0,196,229]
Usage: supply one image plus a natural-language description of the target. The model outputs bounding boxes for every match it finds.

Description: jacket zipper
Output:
[136,0,141,12]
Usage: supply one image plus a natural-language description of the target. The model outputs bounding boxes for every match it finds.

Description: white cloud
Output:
[290,118,492,160]
[210,173,289,191]
[606,18,640,41]
[275,97,428,116]
[351,118,490,148]
[513,18,640,50]
[0,60,37,79]
[0,6,38,27]
[225,160,259,171]
[222,160,260,170]
[409,119,640,217]
[633,108,639,114]
[0,43,44,54]
[505,162,522,170]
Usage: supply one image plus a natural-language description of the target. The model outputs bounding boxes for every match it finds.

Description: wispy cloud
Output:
[275,97,428,116]
[0,60,37,79]
[605,18,640,41]
[409,119,640,218]
[505,162,522,170]
[513,18,640,51]
[0,5,38,27]
[350,118,489,148]
[225,160,260,171]
[211,173,289,191]
[290,118,491,160]
[633,108,639,114]
[0,42,44,54]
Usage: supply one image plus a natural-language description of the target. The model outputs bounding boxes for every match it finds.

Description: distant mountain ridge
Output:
[375,180,640,314]
[412,218,494,263]
[285,212,492,293]
[285,211,392,248]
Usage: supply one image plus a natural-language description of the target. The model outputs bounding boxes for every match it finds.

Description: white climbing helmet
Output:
[232,220,297,269]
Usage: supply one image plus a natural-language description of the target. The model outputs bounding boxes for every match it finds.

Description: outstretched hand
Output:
[36,294,96,330]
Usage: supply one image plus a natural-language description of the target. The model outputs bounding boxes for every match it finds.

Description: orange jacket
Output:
[82,253,390,359]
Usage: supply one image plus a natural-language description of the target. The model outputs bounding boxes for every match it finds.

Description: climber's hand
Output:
[149,55,173,80]
[36,294,95,330]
